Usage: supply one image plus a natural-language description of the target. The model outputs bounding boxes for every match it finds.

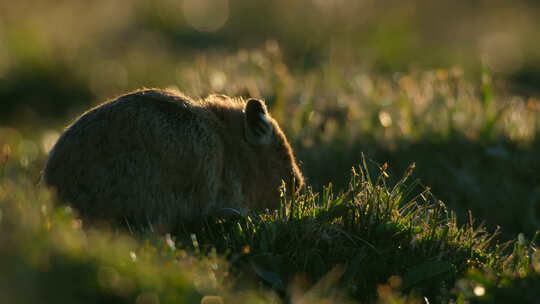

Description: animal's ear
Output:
[244,98,274,146]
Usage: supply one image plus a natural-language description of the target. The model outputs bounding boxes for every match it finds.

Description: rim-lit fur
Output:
[42,89,304,230]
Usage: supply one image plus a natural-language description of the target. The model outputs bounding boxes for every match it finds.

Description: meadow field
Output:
[1,1,539,303]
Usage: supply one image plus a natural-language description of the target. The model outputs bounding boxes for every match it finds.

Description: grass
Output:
[4,46,540,237]
[0,163,263,304]
[189,160,495,302]
[2,53,539,301]
[1,1,540,302]
[2,47,540,302]
[1,149,538,303]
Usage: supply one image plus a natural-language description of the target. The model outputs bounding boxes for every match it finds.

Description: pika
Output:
[42,89,304,230]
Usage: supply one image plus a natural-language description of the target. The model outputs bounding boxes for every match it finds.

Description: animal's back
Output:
[43,90,227,228]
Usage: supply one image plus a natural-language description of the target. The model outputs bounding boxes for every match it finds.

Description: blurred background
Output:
[1,0,539,238]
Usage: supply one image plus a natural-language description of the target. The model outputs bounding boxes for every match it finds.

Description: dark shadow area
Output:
[0,64,93,122]
[296,135,540,238]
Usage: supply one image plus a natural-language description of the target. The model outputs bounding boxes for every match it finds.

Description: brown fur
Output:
[42,89,304,230]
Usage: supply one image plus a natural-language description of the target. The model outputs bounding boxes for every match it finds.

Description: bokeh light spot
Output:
[165,233,176,250]
[210,70,227,91]
[473,285,486,296]
[183,0,229,32]
[388,275,402,289]
[378,111,392,128]
[1,144,11,164]
[90,60,128,96]
[41,130,60,154]
[18,139,39,166]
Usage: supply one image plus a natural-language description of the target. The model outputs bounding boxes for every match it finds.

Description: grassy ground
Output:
[1,150,538,303]
[1,1,540,302]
